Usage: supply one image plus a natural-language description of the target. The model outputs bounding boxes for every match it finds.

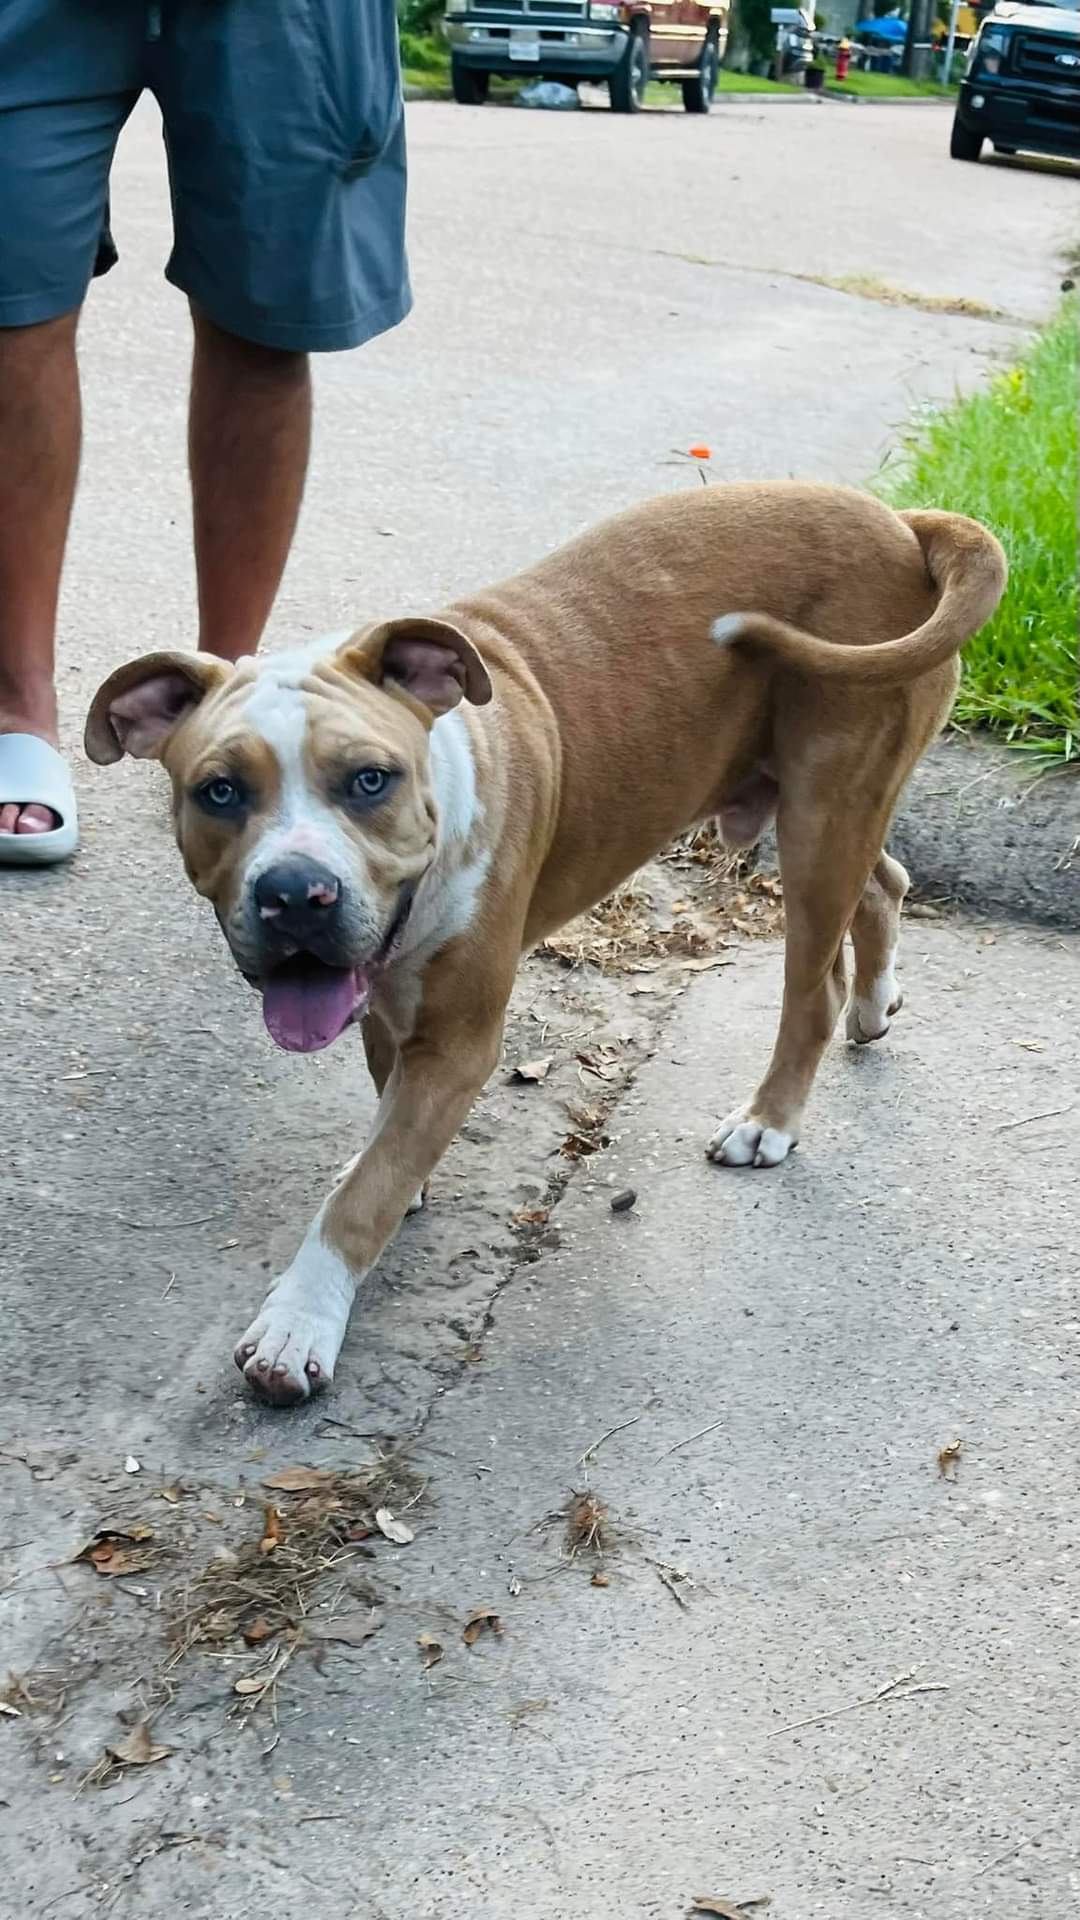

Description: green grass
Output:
[879,298,1079,762]
[827,70,954,98]
[714,70,791,93]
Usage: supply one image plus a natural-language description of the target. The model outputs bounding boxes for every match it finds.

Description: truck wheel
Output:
[451,58,490,105]
[949,114,982,161]
[609,26,649,113]
[683,36,720,113]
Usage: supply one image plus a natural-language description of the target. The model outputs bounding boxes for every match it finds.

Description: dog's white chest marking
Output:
[405,710,488,950]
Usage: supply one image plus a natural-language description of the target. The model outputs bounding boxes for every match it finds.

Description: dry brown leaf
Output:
[243,1617,273,1647]
[591,1571,610,1588]
[259,1507,283,1555]
[511,1205,550,1229]
[418,1632,444,1668]
[512,1057,553,1084]
[74,1529,158,1578]
[576,1051,614,1080]
[311,1612,382,1648]
[375,1507,414,1546]
[0,1702,21,1718]
[233,1674,269,1697]
[682,955,736,973]
[938,1438,962,1480]
[158,1486,183,1505]
[261,1466,333,1493]
[463,1607,503,1647]
[106,1722,173,1768]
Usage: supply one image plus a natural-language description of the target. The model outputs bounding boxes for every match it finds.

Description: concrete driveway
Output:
[1,98,1077,1917]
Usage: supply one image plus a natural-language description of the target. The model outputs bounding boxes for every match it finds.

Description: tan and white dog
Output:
[86,482,1006,1406]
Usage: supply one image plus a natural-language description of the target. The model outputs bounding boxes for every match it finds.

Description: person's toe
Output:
[14,803,59,834]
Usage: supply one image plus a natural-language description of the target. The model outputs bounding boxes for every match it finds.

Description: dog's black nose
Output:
[254,859,342,937]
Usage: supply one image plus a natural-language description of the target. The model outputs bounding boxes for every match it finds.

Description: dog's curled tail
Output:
[711,510,1007,687]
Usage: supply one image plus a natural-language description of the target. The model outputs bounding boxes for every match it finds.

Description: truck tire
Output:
[949,114,982,161]
[683,35,720,113]
[609,26,649,113]
[451,58,490,105]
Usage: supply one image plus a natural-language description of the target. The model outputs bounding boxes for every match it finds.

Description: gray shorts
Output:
[0,0,411,351]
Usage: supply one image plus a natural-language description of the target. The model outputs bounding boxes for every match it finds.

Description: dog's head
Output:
[85,623,491,1053]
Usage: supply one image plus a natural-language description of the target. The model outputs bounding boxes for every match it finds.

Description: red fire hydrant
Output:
[835,37,851,79]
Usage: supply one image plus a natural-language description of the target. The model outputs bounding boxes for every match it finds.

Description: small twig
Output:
[767,1666,948,1738]
[974,1834,1038,1879]
[656,1415,726,1461]
[578,1412,644,1469]
[118,1213,223,1232]
[994,1103,1074,1134]
[159,1272,177,1300]
[297,1812,349,1824]
[648,1558,693,1609]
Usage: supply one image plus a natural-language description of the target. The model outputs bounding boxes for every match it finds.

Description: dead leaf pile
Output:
[560,1102,612,1161]
[536,842,782,979]
[938,1438,963,1480]
[167,1455,421,1660]
[564,1490,608,1559]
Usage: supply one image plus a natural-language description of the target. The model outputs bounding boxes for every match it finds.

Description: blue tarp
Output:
[854,15,908,37]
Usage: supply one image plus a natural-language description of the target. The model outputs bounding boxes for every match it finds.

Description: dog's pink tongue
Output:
[261,963,368,1054]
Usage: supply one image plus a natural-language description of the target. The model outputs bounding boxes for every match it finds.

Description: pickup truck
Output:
[951,0,1080,162]
[444,1,731,113]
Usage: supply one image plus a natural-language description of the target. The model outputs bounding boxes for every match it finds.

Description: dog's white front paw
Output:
[706,1109,797,1168]
[235,1302,338,1406]
[234,1220,356,1408]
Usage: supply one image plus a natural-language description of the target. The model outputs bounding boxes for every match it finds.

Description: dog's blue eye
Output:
[198,777,243,812]
[351,768,390,800]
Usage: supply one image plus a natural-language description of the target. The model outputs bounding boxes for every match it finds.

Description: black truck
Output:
[951,0,1080,163]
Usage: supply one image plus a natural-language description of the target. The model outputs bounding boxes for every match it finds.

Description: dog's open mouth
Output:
[255,884,415,1055]
[259,957,371,1055]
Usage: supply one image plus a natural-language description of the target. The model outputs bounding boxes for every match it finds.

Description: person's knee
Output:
[0,308,81,361]
[190,304,308,383]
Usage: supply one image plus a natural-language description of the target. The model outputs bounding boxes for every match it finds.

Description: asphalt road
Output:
[1,97,1077,1918]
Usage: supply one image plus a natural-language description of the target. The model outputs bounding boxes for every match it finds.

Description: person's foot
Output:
[0,676,61,835]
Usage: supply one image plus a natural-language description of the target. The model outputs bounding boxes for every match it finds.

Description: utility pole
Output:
[901,0,930,75]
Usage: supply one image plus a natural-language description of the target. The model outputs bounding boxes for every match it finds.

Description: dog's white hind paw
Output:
[846,986,903,1045]
[706,1110,797,1168]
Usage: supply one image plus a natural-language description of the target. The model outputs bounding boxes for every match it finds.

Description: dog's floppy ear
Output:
[85,652,232,765]
[338,618,492,719]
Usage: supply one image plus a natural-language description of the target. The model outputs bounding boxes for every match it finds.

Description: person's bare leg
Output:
[188,305,312,663]
[0,311,81,835]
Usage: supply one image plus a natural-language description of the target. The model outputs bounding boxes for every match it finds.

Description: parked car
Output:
[951,0,1080,162]
[443,1,730,113]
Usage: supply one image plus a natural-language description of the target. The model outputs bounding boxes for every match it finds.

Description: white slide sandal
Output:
[0,734,79,867]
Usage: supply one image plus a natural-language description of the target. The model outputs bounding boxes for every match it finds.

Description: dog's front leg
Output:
[234,1014,505,1405]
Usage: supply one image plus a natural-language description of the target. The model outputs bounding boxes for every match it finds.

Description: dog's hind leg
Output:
[708,734,906,1168]
[846,850,909,1044]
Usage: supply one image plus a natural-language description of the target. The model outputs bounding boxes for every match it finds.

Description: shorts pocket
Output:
[302,0,403,180]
